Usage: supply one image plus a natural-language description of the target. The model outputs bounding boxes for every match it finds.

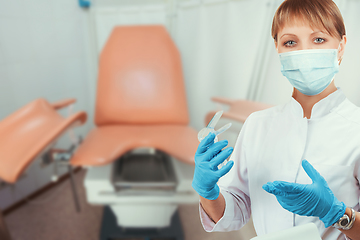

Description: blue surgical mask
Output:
[279,48,340,96]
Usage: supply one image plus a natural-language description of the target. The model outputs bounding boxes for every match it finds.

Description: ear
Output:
[338,35,347,64]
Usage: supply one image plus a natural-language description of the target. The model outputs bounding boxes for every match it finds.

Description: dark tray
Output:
[112,150,177,191]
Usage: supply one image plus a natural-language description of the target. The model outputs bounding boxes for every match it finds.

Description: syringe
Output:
[198,110,232,143]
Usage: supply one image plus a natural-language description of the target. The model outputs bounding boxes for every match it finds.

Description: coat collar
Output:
[290,88,346,119]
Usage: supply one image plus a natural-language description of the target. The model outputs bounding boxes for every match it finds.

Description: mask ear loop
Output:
[338,41,343,65]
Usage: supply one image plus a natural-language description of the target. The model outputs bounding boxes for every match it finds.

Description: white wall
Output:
[334,0,360,105]
[0,0,92,209]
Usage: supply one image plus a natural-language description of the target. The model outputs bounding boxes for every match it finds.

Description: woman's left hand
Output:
[262,160,346,228]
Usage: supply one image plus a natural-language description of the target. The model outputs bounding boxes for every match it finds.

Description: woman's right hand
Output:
[192,132,234,200]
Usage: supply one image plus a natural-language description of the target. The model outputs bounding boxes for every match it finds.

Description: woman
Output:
[191,0,360,239]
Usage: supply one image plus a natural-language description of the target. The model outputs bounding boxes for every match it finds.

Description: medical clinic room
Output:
[2,0,360,239]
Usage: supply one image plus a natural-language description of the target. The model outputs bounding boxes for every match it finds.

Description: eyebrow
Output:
[279,33,297,40]
[311,30,328,35]
[279,31,327,40]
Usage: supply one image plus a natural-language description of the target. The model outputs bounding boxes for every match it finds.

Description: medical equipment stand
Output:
[0,210,12,240]
[100,206,184,240]
[68,165,81,212]
[48,139,82,212]
[95,150,187,240]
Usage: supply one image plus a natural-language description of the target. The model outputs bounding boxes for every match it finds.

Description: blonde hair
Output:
[272,0,346,42]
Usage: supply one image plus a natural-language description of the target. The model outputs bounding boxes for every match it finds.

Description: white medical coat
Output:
[200,89,360,240]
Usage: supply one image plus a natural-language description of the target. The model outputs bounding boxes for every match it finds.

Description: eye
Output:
[283,40,296,47]
[314,38,325,44]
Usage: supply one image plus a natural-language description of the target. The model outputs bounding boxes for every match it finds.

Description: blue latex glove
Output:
[262,160,346,228]
[192,132,234,200]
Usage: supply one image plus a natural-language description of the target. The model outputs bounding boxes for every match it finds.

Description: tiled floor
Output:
[4,170,257,240]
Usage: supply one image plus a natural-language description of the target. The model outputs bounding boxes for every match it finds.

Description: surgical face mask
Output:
[279,48,340,96]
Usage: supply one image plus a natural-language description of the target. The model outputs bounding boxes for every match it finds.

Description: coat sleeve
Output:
[199,115,253,232]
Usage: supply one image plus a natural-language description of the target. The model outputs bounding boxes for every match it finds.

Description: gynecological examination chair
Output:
[69,25,199,240]
[0,98,87,240]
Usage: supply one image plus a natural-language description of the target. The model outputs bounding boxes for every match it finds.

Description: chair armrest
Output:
[51,99,76,110]
[211,97,236,106]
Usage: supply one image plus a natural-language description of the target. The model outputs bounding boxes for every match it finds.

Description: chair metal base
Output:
[0,210,12,240]
[100,206,184,240]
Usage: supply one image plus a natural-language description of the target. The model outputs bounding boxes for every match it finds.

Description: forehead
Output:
[278,16,329,37]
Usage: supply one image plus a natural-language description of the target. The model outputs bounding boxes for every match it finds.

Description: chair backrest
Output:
[95,25,189,126]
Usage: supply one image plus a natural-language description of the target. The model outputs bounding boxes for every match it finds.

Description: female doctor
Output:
[191,0,360,239]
